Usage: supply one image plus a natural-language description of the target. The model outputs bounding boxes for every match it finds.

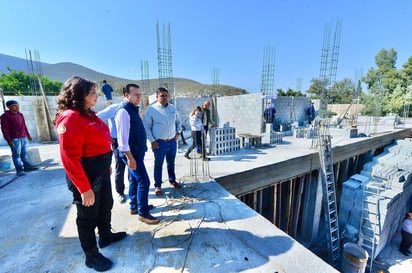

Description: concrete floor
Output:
[0,120,411,273]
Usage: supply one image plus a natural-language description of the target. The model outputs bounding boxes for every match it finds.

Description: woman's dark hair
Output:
[54,76,97,121]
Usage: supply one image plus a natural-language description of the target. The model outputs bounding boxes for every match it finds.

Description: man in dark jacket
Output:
[115,84,159,225]
[101,80,113,105]
[0,100,38,176]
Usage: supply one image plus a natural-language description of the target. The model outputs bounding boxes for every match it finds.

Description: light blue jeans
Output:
[10,138,31,171]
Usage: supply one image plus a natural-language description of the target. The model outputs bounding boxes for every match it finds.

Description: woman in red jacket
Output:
[54,76,125,272]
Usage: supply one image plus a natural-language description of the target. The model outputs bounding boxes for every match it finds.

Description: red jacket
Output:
[55,109,111,193]
[0,110,30,142]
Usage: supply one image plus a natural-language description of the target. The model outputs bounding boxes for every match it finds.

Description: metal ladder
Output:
[360,182,383,273]
[318,124,341,268]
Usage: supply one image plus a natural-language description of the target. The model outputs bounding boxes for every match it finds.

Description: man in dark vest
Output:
[115,84,159,225]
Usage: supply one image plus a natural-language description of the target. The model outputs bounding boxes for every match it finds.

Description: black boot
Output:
[24,164,38,171]
[98,231,127,248]
[85,248,113,272]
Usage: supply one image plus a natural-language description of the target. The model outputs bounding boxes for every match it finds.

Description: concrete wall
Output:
[174,97,208,130]
[216,93,262,135]
[215,93,312,136]
[0,94,312,145]
[0,95,123,146]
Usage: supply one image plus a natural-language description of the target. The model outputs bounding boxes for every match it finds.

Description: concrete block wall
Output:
[215,94,312,137]
[216,93,262,136]
[0,95,122,146]
[1,94,311,147]
[174,97,209,130]
[271,96,312,126]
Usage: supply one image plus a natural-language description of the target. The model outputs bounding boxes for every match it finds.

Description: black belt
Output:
[157,138,175,142]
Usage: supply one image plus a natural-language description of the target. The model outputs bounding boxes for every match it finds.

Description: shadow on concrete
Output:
[147,226,293,272]
[210,148,267,162]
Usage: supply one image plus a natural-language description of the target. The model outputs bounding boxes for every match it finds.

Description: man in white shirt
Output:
[143,87,182,196]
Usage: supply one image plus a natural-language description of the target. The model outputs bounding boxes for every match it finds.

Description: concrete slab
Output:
[0,143,338,273]
[0,120,411,273]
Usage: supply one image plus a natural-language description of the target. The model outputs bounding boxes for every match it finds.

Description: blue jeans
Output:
[10,138,31,171]
[153,139,177,188]
[121,153,151,216]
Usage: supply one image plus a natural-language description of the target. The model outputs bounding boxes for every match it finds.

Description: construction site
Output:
[1,20,412,273]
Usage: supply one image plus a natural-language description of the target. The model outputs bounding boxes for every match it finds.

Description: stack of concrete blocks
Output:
[261,124,282,145]
[209,127,240,156]
[294,128,306,138]
[305,127,318,139]
[338,174,369,243]
[339,138,412,260]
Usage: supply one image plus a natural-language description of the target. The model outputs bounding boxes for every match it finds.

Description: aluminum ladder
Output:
[360,182,384,273]
[318,125,341,268]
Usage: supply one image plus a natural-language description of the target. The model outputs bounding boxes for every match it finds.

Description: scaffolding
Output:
[319,18,342,118]
[140,60,151,95]
[316,18,343,268]
[260,45,276,133]
[156,21,175,102]
[211,67,219,97]
[25,49,55,142]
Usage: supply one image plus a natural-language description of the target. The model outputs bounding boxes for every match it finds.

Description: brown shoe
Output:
[138,214,160,225]
[131,205,154,215]
[170,181,181,189]
[155,187,162,196]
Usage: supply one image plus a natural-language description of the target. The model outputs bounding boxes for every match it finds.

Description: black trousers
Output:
[66,151,114,253]
[112,139,126,195]
[185,131,206,157]
[400,229,412,252]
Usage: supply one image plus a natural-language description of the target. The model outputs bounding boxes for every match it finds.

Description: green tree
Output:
[329,78,357,104]
[276,88,306,97]
[361,48,406,115]
[362,48,399,95]
[307,78,328,99]
[0,67,62,95]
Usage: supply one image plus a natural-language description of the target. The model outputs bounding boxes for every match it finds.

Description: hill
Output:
[0,53,248,96]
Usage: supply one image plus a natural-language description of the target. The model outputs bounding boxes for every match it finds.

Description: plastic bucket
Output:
[27,148,41,166]
[341,242,368,273]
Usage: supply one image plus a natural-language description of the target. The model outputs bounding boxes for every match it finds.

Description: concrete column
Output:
[301,170,323,243]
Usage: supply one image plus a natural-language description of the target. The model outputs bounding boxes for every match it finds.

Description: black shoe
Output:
[85,251,113,272]
[202,157,211,161]
[118,194,126,204]
[98,231,127,248]
[16,170,25,176]
[184,154,191,159]
[24,165,38,171]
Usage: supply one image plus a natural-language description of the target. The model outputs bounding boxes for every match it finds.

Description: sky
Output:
[1,0,412,93]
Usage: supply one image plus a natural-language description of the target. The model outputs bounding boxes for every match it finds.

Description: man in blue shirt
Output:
[101,80,113,105]
[97,103,127,203]
[143,87,182,196]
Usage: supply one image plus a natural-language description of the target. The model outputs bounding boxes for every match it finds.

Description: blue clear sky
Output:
[1,0,412,93]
